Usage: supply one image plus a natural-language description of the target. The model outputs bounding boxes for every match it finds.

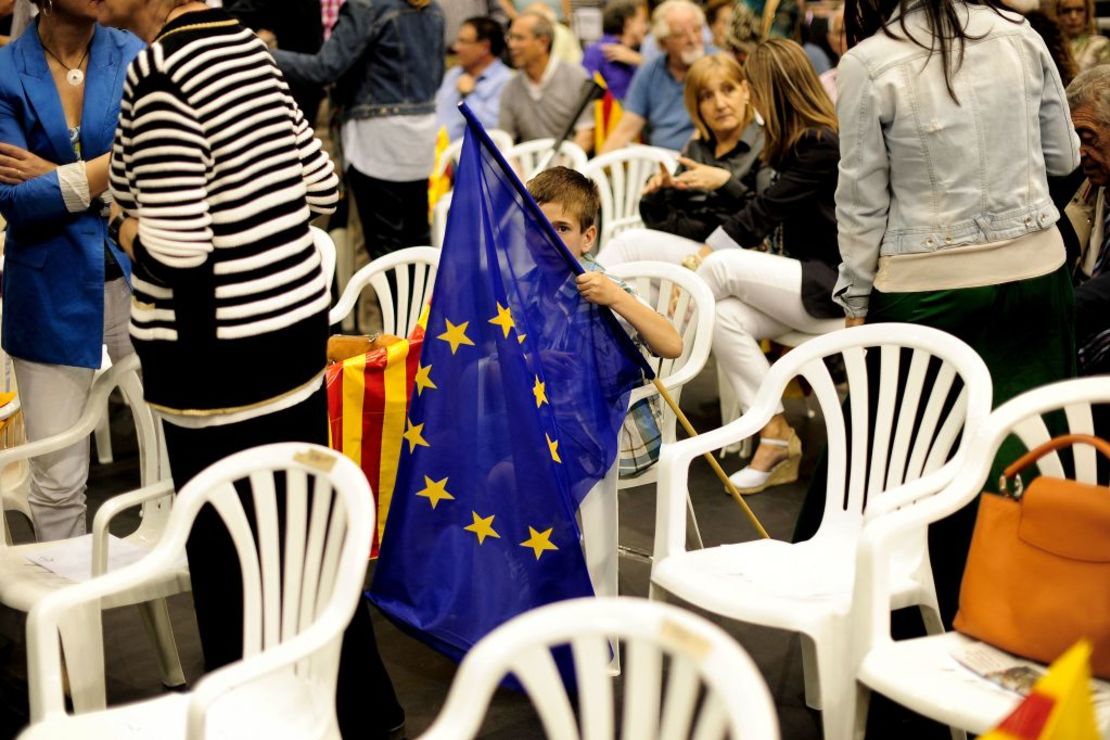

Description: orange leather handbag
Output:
[953,434,1110,678]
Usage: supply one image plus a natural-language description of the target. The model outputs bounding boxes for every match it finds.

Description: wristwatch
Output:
[107,213,126,245]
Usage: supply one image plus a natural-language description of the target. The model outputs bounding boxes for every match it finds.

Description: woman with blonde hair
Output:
[1057,0,1109,72]
[599,53,767,264]
[692,39,843,494]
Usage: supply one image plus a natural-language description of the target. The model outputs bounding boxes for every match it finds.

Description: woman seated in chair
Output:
[694,39,843,494]
[596,53,767,264]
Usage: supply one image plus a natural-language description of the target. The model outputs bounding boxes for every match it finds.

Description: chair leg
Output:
[579,464,620,674]
[53,602,106,717]
[137,598,187,688]
[806,634,859,740]
[684,493,705,550]
[93,412,113,464]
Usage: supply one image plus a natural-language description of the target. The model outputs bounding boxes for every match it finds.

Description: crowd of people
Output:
[0,0,1108,735]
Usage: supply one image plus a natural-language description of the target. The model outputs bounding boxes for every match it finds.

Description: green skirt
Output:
[795,265,1076,626]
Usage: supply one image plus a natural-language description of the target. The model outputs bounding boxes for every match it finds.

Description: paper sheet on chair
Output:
[24,534,163,582]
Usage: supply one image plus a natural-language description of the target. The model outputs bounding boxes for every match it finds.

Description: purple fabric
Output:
[581,34,637,100]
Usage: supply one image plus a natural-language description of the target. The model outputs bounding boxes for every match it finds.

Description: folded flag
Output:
[369,102,652,661]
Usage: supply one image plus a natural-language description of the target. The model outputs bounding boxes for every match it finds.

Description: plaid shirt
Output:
[321,0,345,39]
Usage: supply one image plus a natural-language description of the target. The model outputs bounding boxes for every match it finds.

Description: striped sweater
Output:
[110,9,339,414]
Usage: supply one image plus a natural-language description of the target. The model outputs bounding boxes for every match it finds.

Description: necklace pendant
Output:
[66,68,84,87]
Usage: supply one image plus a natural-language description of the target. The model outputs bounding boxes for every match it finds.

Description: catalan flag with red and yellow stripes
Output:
[593,72,623,153]
[326,328,425,557]
[981,641,1100,740]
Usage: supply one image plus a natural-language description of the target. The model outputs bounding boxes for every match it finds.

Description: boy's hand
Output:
[576,272,625,307]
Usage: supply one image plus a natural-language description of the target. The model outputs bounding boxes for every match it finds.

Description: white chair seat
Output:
[20,673,333,740]
[859,632,1034,734]
[0,543,189,613]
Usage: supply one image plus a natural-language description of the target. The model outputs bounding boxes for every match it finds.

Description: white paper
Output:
[25,534,180,582]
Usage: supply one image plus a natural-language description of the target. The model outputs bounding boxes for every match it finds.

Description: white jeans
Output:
[13,278,133,541]
[595,227,703,268]
[697,249,842,415]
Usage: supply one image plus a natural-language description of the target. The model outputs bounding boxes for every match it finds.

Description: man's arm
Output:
[598,111,644,154]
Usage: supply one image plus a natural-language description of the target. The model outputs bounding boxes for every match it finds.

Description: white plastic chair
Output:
[419,596,781,740]
[850,376,1110,740]
[607,261,715,548]
[0,309,30,536]
[0,354,187,717]
[329,246,439,338]
[19,442,374,740]
[506,138,589,181]
[583,146,678,249]
[650,324,993,740]
[311,225,337,290]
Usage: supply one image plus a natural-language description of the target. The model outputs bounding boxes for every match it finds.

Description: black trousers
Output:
[346,167,431,261]
[163,385,404,737]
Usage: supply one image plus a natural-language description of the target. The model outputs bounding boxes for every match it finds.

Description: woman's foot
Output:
[728,431,802,495]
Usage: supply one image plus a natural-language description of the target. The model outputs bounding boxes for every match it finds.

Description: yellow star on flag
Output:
[416,475,454,509]
[464,511,500,544]
[402,418,430,453]
[488,302,516,339]
[546,433,561,463]
[532,375,548,408]
[517,334,527,344]
[520,526,558,560]
[437,319,475,354]
[413,363,437,396]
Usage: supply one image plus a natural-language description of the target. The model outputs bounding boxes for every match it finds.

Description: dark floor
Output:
[0,363,949,739]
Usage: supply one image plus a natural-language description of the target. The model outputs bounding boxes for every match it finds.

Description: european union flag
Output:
[368,104,652,661]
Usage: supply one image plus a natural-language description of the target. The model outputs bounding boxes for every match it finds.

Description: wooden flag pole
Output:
[652,378,771,540]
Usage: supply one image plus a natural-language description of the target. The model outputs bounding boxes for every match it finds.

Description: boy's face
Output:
[540,202,597,258]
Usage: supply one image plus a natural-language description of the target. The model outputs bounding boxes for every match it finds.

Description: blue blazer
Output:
[0,23,143,369]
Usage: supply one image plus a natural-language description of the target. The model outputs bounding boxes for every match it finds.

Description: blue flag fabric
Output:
[368,104,651,661]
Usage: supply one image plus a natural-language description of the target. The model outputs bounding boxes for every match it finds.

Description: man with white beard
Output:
[600,0,713,153]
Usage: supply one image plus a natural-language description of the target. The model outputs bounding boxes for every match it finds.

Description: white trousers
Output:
[595,227,703,268]
[13,278,133,541]
[697,249,842,415]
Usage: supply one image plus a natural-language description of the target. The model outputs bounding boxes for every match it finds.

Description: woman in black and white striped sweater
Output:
[101,1,404,735]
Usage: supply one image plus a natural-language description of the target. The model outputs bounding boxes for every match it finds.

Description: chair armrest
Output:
[862,463,959,523]
[90,481,175,576]
[0,396,20,422]
[0,355,141,475]
[328,261,375,326]
[184,612,350,740]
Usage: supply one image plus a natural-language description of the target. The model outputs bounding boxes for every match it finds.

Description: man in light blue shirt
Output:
[436,16,514,141]
[599,0,716,153]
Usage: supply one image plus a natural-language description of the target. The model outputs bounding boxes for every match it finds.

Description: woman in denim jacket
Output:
[833,0,1081,625]
[273,0,445,260]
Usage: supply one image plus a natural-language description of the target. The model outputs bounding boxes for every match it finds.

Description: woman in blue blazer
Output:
[0,0,142,541]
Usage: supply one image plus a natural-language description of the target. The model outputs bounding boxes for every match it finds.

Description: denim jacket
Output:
[834,3,1081,316]
[273,0,445,122]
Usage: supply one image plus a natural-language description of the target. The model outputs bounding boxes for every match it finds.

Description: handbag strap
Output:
[1000,434,1110,494]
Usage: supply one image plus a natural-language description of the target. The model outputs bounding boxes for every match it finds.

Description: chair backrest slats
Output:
[867,345,901,500]
[512,645,581,740]
[315,492,347,622]
[249,471,283,650]
[204,482,264,656]
[1065,402,1098,482]
[802,357,849,511]
[880,348,925,489]
[843,345,871,512]
[658,653,701,740]
[621,638,663,740]
[281,470,309,643]
[299,474,334,631]
[903,360,958,483]
[689,693,728,740]
[924,386,968,473]
[572,635,615,740]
